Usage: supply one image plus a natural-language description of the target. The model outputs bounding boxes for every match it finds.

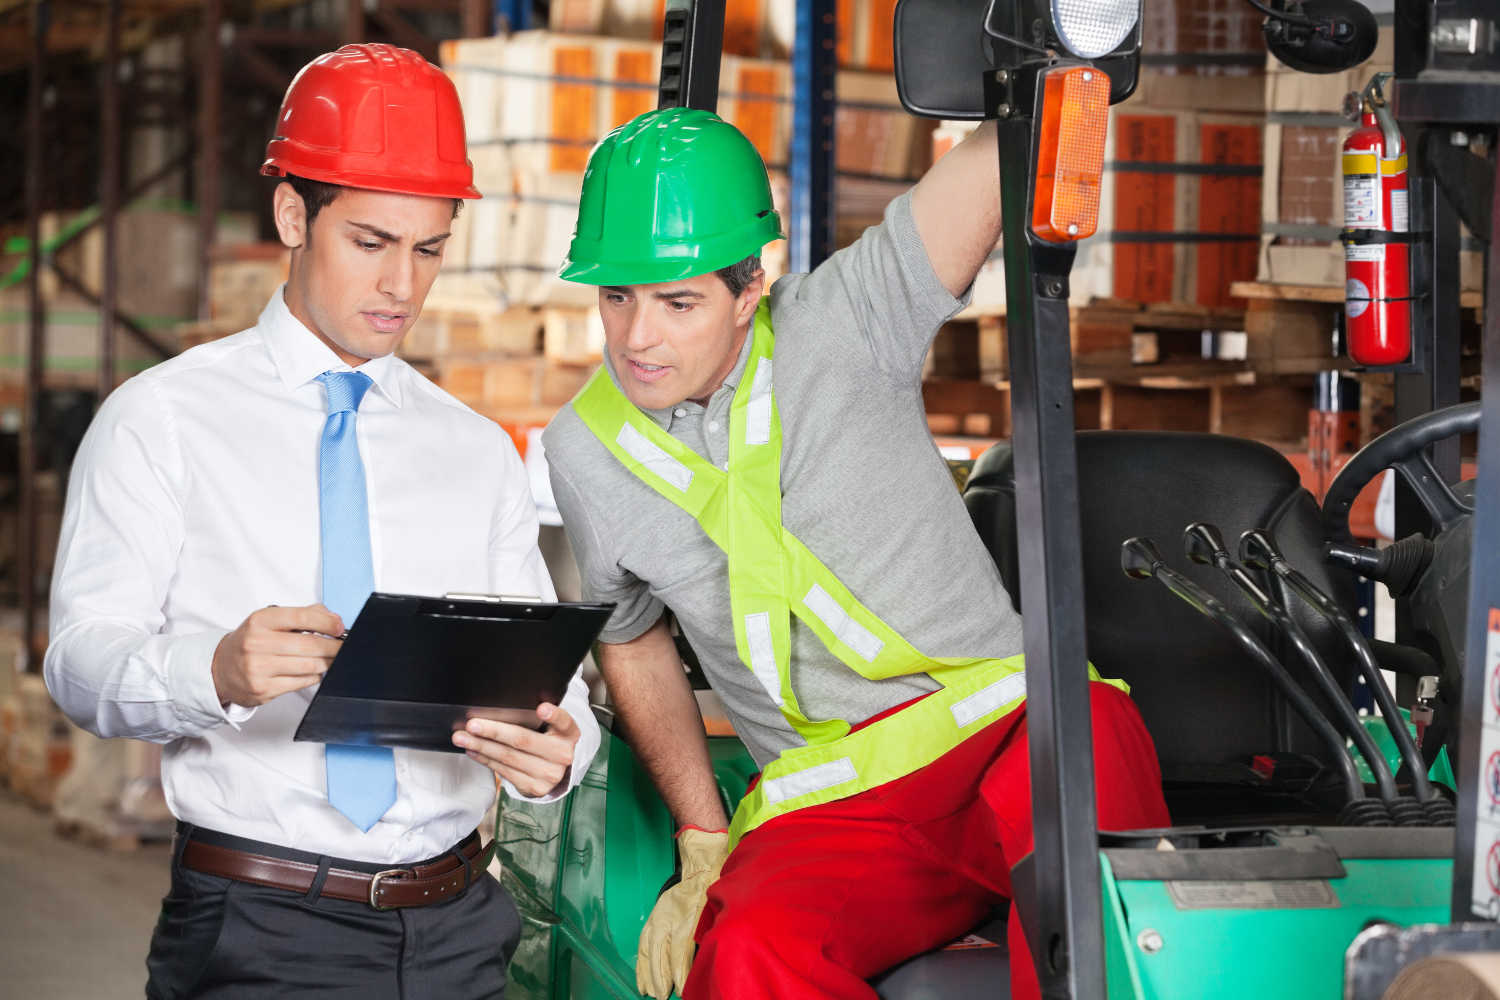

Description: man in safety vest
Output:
[542,107,1170,1000]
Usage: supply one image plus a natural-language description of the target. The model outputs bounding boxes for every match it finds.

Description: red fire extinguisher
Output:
[1342,79,1411,366]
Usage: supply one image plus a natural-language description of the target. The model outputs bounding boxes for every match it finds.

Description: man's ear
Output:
[272,182,308,250]
[734,270,766,326]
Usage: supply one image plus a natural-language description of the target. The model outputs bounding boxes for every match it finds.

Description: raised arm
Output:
[909,120,1002,298]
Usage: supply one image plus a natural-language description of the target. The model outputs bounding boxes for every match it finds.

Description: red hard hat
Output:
[261,43,481,200]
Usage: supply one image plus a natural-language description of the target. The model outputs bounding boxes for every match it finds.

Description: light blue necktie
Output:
[317,370,396,832]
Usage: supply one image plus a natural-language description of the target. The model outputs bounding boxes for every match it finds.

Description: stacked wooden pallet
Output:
[1,206,258,387]
[0,673,73,810]
[924,297,1321,445]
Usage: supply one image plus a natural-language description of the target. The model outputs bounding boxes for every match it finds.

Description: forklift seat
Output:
[872,911,1011,998]
[962,431,1361,819]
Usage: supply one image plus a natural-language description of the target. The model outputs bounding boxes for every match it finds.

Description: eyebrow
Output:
[349,222,451,247]
[600,286,705,301]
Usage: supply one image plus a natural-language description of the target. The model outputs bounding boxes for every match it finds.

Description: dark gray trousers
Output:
[145,828,522,1000]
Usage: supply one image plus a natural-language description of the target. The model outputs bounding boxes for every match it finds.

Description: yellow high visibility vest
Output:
[573,300,1110,844]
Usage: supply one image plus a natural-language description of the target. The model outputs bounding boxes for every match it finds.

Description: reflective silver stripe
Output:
[950,671,1027,728]
[745,359,774,446]
[616,423,693,493]
[803,584,885,662]
[763,757,858,804]
[744,612,784,706]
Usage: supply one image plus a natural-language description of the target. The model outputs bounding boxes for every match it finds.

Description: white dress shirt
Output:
[45,287,599,864]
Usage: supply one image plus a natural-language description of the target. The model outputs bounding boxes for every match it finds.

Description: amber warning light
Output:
[1031,65,1111,243]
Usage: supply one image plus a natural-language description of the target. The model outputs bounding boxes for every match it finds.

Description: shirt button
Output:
[708,420,720,432]
[674,408,687,418]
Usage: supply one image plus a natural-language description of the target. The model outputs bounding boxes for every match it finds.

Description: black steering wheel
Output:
[1320,402,1479,758]
[1322,401,1479,548]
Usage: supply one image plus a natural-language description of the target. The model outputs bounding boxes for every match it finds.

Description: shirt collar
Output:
[604,328,757,430]
[257,284,405,408]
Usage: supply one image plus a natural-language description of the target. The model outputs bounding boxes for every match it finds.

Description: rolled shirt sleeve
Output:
[778,190,971,383]
[548,456,665,645]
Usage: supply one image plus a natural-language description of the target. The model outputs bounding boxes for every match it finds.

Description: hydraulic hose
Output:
[1121,536,1368,808]
[1184,523,1400,806]
[1241,529,1444,818]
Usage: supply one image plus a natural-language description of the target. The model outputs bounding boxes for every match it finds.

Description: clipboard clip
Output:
[443,592,542,603]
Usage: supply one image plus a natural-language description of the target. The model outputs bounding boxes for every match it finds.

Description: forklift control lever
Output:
[1120,536,1369,810]
[1184,523,1401,807]
[1240,529,1451,824]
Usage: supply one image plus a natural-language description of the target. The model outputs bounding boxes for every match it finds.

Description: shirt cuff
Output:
[164,631,253,731]
[502,687,600,805]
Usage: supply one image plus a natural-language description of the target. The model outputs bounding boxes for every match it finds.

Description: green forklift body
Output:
[1100,832,1453,999]
[497,728,757,1000]
[499,724,1455,1000]
[1355,710,1456,791]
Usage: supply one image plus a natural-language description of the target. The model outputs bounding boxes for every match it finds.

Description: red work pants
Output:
[686,681,1171,1000]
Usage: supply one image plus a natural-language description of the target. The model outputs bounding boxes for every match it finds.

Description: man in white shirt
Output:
[44,44,598,999]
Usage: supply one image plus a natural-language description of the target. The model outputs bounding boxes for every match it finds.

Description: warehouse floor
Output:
[0,790,168,999]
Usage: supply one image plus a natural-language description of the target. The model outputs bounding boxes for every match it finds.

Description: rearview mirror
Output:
[894,0,1143,119]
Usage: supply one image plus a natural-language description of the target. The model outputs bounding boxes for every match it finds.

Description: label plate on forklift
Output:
[1473,613,1500,918]
[1165,879,1338,910]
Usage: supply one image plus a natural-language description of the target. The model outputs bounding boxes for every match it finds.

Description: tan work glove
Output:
[636,827,730,1000]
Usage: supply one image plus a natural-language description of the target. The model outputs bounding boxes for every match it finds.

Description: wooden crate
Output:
[545,307,606,366]
[1,674,73,810]
[923,370,1311,445]
[435,356,596,410]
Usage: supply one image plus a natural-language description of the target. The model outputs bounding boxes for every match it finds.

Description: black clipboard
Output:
[293,592,614,753]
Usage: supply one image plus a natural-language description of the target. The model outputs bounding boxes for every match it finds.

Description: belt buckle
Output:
[369,868,411,911]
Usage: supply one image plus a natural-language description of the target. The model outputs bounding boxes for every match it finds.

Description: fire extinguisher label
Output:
[1346,278,1372,317]
[1390,188,1409,232]
[1346,242,1385,263]
[1344,174,1380,227]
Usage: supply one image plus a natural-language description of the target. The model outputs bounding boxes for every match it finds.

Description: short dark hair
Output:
[716,254,763,298]
[282,173,464,228]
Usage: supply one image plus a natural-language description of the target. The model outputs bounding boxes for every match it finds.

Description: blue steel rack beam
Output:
[790,0,836,273]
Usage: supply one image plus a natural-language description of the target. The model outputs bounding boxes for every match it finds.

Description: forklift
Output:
[495,0,1500,996]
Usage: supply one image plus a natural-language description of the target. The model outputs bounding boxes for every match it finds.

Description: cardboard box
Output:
[836,0,897,70]
[2,674,72,809]
[0,289,173,380]
[207,245,290,329]
[1142,0,1266,68]
[958,104,1263,316]
[548,0,781,58]
[435,356,596,409]
[1258,27,1480,291]
[1264,27,1393,114]
[544,307,606,366]
[1110,107,1262,308]
[37,206,256,322]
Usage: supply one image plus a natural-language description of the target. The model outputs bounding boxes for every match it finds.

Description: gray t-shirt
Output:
[544,192,1024,768]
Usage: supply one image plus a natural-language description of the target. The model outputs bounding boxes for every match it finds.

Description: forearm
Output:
[910,120,1002,297]
[600,619,729,831]
[44,622,234,742]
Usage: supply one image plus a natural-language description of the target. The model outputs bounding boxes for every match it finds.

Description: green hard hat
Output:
[559,107,784,286]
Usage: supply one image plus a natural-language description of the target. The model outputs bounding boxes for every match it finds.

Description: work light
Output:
[983,0,1143,102]
[1049,0,1138,59]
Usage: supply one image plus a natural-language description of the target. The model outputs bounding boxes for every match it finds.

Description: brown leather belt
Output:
[180,830,488,911]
